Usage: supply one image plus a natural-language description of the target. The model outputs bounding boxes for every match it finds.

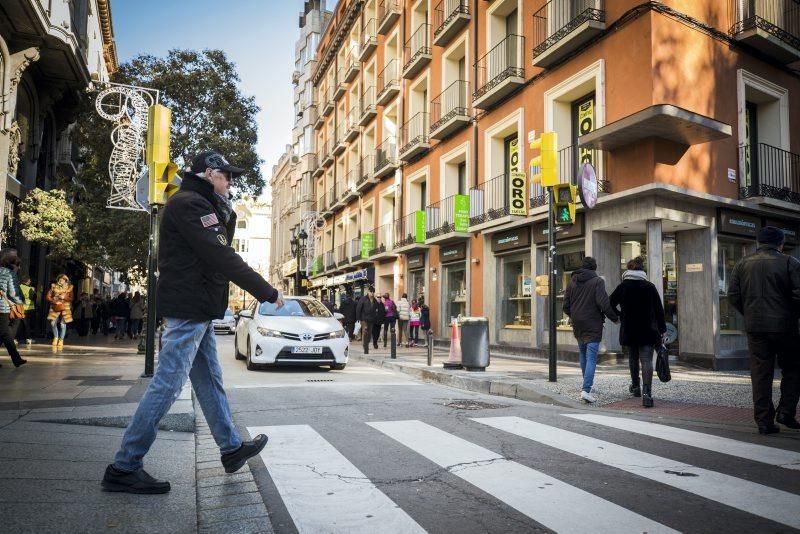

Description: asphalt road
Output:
[213,334,800,534]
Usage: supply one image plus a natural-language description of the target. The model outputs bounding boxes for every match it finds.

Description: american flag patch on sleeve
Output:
[201,213,219,227]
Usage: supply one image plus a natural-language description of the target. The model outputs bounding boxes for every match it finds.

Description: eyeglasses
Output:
[212,169,232,182]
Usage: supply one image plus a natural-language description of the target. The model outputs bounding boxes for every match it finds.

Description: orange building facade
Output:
[280,0,800,370]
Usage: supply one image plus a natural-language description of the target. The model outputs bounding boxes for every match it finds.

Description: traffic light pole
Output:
[548,186,557,382]
[143,204,160,378]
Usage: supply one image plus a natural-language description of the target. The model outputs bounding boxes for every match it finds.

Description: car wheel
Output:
[234,333,245,360]
[331,363,346,371]
[246,337,258,371]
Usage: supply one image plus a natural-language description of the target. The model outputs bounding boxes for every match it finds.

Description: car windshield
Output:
[258,299,331,318]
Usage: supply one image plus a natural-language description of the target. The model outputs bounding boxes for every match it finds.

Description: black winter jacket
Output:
[373,300,386,325]
[563,268,618,343]
[338,296,357,323]
[610,277,666,346]
[157,176,278,321]
[728,245,800,333]
[356,295,377,322]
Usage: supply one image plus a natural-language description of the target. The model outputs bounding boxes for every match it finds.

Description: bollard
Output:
[390,326,397,359]
[426,329,433,366]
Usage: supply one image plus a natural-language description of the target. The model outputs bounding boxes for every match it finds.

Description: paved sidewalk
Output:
[347,341,768,426]
[0,338,198,533]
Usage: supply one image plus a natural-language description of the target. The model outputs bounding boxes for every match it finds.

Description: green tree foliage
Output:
[69,49,263,276]
[18,188,76,258]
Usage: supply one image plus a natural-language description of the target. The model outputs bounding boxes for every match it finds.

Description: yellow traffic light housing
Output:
[529,132,558,187]
[552,183,576,226]
[534,274,549,296]
[147,104,180,205]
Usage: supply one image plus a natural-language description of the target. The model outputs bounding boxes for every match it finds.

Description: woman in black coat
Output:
[610,257,666,408]
[371,296,386,349]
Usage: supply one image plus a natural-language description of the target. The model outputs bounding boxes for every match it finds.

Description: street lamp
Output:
[290,228,307,296]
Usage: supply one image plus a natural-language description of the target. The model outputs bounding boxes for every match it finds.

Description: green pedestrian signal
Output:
[552,184,576,226]
[556,206,572,223]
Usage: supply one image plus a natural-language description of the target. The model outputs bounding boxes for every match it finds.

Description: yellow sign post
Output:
[146,104,179,205]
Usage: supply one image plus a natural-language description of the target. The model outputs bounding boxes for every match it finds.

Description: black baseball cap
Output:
[189,150,244,176]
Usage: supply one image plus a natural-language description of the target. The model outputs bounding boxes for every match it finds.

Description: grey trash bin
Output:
[460,317,490,371]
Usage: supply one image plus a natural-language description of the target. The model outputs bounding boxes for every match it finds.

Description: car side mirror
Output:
[239,310,253,319]
[333,312,344,321]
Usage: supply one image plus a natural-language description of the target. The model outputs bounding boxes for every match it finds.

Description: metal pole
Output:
[143,205,159,378]
[295,247,301,296]
[390,325,396,359]
[426,329,433,366]
[548,187,557,382]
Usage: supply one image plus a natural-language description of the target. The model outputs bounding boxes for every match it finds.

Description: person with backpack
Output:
[610,256,666,408]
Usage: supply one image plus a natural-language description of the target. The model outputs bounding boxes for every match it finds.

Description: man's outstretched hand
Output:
[274,291,285,309]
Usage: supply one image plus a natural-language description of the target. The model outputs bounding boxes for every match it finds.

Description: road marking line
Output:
[475,416,800,529]
[564,414,800,470]
[367,420,676,534]
[247,425,425,534]
[232,382,422,389]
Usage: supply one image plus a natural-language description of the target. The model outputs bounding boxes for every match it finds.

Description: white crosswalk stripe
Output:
[367,420,677,534]
[564,413,800,470]
[247,424,425,534]
[474,416,800,530]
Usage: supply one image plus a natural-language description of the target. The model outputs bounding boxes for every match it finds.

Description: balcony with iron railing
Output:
[370,222,396,260]
[377,59,400,106]
[394,211,428,252]
[324,184,337,217]
[333,123,347,156]
[336,243,349,268]
[473,34,525,110]
[357,154,377,192]
[308,103,321,130]
[57,134,80,177]
[322,85,335,116]
[434,0,471,47]
[340,168,360,204]
[344,49,361,83]
[360,86,378,126]
[403,23,432,79]
[399,112,431,161]
[374,136,399,179]
[349,237,363,263]
[430,79,470,140]
[345,105,360,143]
[529,145,609,208]
[739,143,800,205]
[317,192,327,215]
[334,67,347,101]
[321,139,334,168]
[361,18,379,61]
[468,172,529,231]
[378,0,401,35]
[324,249,336,271]
[729,0,800,63]
[532,0,606,68]
[425,194,471,244]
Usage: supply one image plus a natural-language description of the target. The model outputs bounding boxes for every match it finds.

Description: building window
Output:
[444,263,467,321]
[501,253,531,327]
[718,238,750,332]
[544,241,585,328]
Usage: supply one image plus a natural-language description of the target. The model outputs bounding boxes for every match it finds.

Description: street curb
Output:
[350,352,578,408]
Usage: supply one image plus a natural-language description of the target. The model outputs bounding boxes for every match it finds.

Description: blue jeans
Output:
[578,342,600,393]
[113,318,241,472]
[50,317,67,339]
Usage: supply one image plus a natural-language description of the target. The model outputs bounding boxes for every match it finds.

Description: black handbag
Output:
[656,343,671,383]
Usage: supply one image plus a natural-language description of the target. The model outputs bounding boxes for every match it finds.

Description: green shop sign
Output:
[311,256,323,277]
[454,194,469,232]
[361,233,375,258]
[414,211,426,243]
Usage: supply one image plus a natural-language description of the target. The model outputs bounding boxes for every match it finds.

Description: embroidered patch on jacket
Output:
[217,234,227,246]
[201,213,219,228]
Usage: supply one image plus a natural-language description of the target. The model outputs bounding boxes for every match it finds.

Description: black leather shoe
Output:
[758,424,780,435]
[102,464,171,494]
[629,384,641,397]
[14,359,27,368]
[221,434,268,474]
[776,413,800,429]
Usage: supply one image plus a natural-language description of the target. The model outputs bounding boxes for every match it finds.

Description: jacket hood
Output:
[573,268,597,283]
[622,269,648,281]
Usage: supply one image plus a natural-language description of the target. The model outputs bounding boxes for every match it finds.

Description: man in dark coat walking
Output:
[338,291,357,340]
[103,151,284,494]
[728,226,800,434]
[563,256,618,403]
[356,287,377,354]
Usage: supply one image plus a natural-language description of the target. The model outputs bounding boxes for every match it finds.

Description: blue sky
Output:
[112,0,316,190]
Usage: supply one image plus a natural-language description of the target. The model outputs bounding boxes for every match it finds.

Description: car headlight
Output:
[327,329,347,339]
[257,327,283,338]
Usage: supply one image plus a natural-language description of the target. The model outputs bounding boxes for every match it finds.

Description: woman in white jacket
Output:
[395,293,410,347]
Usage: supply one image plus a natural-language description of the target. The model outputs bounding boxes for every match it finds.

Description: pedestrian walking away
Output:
[46,274,73,349]
[19,276,36,344]
[355,287,376,354]
[409,300,421,347]
[727,226,800,435]
[338,291,357,340]
[111,292,129,340]
[610,256,666,408]
[420,302,431,343]
[103,150,285,495]
[382,293,397,347]
[373,295,386,349]
[129,291,146,339]
[396,293,410,346]
[0,249,26,367]
[73,292,94,337]
[563,256,619,403]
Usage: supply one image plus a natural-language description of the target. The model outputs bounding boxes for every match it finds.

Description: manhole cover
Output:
[306,379,335,382]
[444,399,509,410]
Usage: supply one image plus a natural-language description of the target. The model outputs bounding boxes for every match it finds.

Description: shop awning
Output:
[578,104,732,151]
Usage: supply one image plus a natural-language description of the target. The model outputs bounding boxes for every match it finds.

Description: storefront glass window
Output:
[445,264,467,322]
[544,241,585,328]
[718,239,751,332]
[501,253,531,327]
[408,269,426,305]
[620,235,646,273]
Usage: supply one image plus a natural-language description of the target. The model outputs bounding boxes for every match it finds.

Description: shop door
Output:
[662,235,679,354]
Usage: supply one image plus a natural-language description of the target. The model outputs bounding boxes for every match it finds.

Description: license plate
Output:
[291,346,323,354]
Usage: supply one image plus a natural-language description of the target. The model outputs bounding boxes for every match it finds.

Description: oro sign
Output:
[578,163,598,209]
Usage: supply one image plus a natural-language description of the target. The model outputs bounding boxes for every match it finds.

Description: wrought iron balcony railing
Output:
[474,34,524,101]
[400,112,430,157]
[431,79,469,132]
[532,0,606,59]
[729,0,800,53]
[739,143,800,204]
[434,0,470,44]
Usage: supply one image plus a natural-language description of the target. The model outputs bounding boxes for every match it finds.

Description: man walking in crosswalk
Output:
[728,226,800,434]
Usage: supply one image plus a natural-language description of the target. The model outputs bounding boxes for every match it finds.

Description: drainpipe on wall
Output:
[472,0,479,189]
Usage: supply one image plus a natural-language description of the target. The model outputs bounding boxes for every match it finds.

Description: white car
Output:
[234,296,349,371]
[212,309,236,334]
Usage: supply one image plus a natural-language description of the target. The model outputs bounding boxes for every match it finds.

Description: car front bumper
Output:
[250,336,349,365]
